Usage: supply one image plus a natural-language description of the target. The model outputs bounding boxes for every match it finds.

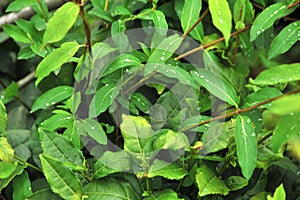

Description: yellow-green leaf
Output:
[0,101,7,135]
[0,137,14,162]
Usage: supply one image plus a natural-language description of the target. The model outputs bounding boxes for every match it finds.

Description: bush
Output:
[0,0,300,199]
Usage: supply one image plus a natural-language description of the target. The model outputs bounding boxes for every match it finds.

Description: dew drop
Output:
[66,116,71,119]
[251,133,256,137]
[68,52,72,55]
[288,78,293,81]
[105,84,109,86]
[124,58,131,62]
[125,68,129,73]
[51,102,56,105]
[91,126,95,130]
[290,112,294,116]
[219,19,223,24]
[160,56,165,61]
[45,103,50,106]
[0,95,4,99]
[273,10,278,15]
[288,29,291,32]
[257,30,261,35]
[258,118,262,121]
[200,75,205,78]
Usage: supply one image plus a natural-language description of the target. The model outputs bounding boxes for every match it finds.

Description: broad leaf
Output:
[111,20,130,53]
[93,151,131,179]
[40,154,83,200]
[0,81,19,104]
[154,130,189,151]
[268,94,300,115]
[191,69,240,108]
[250,3,289,41]
[235,115,257,180]
[2,24,31,43]
[148,159,187,180]
[267,184,286,200]
[268,21,300,59]
[153,10,168,36]
[0,137,14,162]
[83,177,140,200]
[6,0,36,12]
[196,164,229,196]
[147,34,183,64]
[43,2,80,44]
[225,176,248,191]
[0,166,24,191]
[208,0,232,45]
[31,86,74,112]
[0,101,7,135]
[35,42,81,85]
[26,188,61,200]
[144,189,184,200]
[12,171,32,199]
[38,129,84,166]
[40,111,74,131]
[271,114,300,152]
[120,115,155,154]
[181,0,203,41]
[244,87,282,107]
[0,162,17,178]
[251,63,300,85]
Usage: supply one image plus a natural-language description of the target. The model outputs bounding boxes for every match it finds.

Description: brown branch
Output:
[175,25,251,60]
[180,87,300,132]
[0,0,66,30]
[288,0,300,8]
[182,8,209,38]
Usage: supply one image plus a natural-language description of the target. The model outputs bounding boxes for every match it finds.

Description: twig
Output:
[180,87,300,132]
[17,71,35,88]
[182,8,209,38]
[0,0,66,30]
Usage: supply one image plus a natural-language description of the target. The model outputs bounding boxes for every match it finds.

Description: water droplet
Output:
[160,56,165,61]
[0,95,4,99]
[288,78,293,81]
[273,10,278,15]
[251,133,256,137]
[125,68,129,73]
[268,103,272,107]
[68,52,72,55]
[66,116,71,119]
[64,87,68,90]
[290,112,294,116]
[200,75,205,78]
[219,19,223,24]
[246,119,251,123]
[45,103,50,106]
[91,126,95,130]
[105,84,109,86]
[124,58,131,62]
[257,30,261,35]
[51,102,55,105]
[258,118,262,121]
[288,29,291,32]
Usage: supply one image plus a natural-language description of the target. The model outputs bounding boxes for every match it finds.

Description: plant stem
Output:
[104,0,109,11]
[182,8,209,38]
[14,155,43,172]
[180,87,300,132]
[146,177,150,195]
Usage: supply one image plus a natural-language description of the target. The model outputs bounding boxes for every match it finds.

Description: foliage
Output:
[0,0,300,199]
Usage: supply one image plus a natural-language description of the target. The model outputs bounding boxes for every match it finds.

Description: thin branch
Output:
[288,0,300,8]
[180,87,300,132]
[17,71,35,88]
[0,0,66,30]
[182,8,209,38]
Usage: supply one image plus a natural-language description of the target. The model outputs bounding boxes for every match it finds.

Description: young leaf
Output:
[0,102,7,135]
[120,114,155,154]
[83,178,140,200]
[0,137,14,162]
[147,34,183,64]
[6,0,36,12]
[0,162,17,179]
[191,69,240,108]
[208,0,232,46]
[235,115,257,180]
[0,166,24,191]
[267,184,286,200]
[154,130,189,151]
[225,176,248,191]
[181,0,203,41]
[35,41,81,85]
[38,128,84,166]
[40,154,83,200]
[268,21,300,59]
[153,10,168,36]
[31,86,74,112]
[268,94,300,115]
[43,2,80,44]
[148,159,187,180]
[93,151,131,179]
[271,114,300,153]
[12,171,32,200]
[251,63,300,85]
[2,24,31,43]
[250,3,289,41]
[144,189,183,200]
[196,164,229,196]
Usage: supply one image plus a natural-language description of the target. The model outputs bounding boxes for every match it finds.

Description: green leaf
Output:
[271,114,300,153]
[111,6,131,17]
[235,115,257,180]
[38,129,84,166]
[268,94,300,115]
[268,21,300,59]
[15,19,42,43]
[6,0,36,12]
[144,189,184,200]
[75,118,107,145]
[89,84,120,117]
[31,86,74,112]
[2,24,31,43]
[0,137,14,162]
[40,111,74,131]
[84,178,140,200]
[267,184,286,200]
[225,176,248,191]
[0,81,19,104]
[0,102,7,135]
[191,69,240,108]
[147,34,183,64]
[40,154,83,200]
[35,42,80,85]
[251,63,300,85]
[0,162,17,178]
[196,164,229,196]
[148,159,187,180]
[120,114,154,154]
[0,165,24,191]
[244,87,282,107]
[154,130,189,151]
[102,54,142,76]
[208,0,232,46]
[250,3,289,41]
[111,20,130,53]
[43,2,80,44]
[201,120,235,155]
[93,151,131,179]
[181,0,203,41]
[153,10,168,36]
[26,188,62,200]
[12,171,32,200]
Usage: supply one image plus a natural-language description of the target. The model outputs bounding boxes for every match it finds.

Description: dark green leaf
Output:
[15,19,41,43]
[144,189,184,200]
[40,154,83,200]
[26,188,62,200]
[268,21,300,59]
[0,81,19,104]
[225,176,248,191]
[208,0,232,45]
[0,102,7,135]
[43,2,80,44]
[111,20,130,53]
[235,115,257,180]
[148,159,187,180]
[196,164,229,196]
[40,111,74,131]
[2,24,31,43]
[12,171,32,200]
[31,86,73,112]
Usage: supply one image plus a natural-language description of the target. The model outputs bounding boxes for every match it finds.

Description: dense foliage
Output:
[0,0,300,199]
